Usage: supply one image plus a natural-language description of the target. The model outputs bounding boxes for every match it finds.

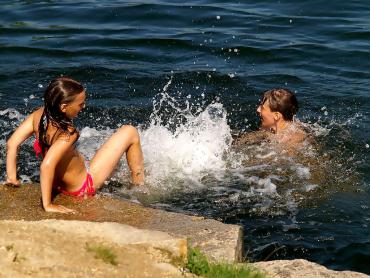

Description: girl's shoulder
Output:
[31,107,44,135]
[55,128,79,142]
[32,107,44,122]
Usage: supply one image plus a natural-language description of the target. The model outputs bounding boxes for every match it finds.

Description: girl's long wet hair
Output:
[38,77,84,154]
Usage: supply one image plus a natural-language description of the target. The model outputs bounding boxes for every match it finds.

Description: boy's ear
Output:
[273,112,282,121]
[60,103,67,113]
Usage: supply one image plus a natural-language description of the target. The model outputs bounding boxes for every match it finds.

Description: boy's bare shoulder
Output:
[232,130,269,147]
[288,127,307,144]
[274,124,313,156]
[232,124,310,151]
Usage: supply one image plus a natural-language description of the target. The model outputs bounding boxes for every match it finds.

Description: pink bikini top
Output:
[33,135,77,158]
[33,139,43,158]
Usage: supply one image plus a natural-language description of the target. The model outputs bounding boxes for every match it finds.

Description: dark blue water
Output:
[0,1,369,274]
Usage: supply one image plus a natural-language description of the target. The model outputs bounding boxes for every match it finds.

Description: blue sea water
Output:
[0,0,369,274]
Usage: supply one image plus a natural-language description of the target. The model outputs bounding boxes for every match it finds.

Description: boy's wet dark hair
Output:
[261,88,298,121]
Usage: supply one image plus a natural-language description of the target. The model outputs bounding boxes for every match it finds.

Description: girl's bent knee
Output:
[120,125,138,135]
[120,125,140,142]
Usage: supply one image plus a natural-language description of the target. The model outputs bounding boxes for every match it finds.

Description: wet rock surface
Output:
[1,184,369,278]
[252,259,370,278]
[0,219,189,277]
[0,184,242,262]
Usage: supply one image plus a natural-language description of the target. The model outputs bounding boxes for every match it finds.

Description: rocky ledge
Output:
[0,184,242,262]
[1,184,369,277]
[0,219,189,277]
[253,260,369,278]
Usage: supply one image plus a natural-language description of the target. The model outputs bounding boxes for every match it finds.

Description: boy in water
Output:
[235,88,306,148]
[257,88,305,144]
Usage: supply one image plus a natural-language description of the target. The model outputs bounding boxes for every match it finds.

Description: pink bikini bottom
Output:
[58,173,95,197]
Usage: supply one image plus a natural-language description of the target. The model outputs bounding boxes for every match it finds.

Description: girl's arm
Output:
[6,112,35,186]
[40,133,78,213]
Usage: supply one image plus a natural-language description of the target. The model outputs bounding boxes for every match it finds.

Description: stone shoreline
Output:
[0,184,242,262]
[0,219,189,277]
[0,184,369,277]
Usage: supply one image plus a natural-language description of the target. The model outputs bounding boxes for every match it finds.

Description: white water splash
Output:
[245,176,277,195]
[0,108,25,121]
[141,102,232,187]
[78,126,114,162]
[75,79,233,190]
[140,78,233,187]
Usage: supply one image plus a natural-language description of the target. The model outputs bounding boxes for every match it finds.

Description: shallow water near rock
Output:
[0,0,369,274]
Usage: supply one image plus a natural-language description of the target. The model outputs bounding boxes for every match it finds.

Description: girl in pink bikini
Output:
[5,77,144,213]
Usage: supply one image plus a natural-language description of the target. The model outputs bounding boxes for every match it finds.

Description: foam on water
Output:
[136,78,232,188]
[295,165,311,179]
[0,108,25,120]
[141,101,232,187]
[78,126,114,162]
[245,176,277,195]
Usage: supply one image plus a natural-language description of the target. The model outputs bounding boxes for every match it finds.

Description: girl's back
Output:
[32,107,87,191]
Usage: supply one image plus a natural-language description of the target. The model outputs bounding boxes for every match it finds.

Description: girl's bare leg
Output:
[89,125,144,190]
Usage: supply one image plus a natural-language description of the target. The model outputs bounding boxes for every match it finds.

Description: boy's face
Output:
[257,100,277,130]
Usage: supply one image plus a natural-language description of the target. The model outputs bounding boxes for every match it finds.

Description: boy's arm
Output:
[6,113,35,186]
[40,133,77,213]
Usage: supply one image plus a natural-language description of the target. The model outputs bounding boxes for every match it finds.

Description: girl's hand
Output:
[43,203,76,214]
[3,178,21,187]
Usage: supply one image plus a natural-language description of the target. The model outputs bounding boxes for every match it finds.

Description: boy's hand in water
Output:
[43,204,76,214]
[2,178,21,187]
